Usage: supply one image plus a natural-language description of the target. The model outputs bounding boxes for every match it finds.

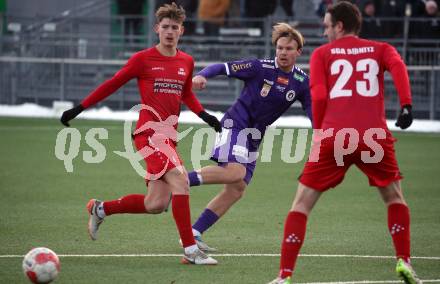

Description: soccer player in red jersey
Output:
[60,2,220,265]
[269,2,421,284]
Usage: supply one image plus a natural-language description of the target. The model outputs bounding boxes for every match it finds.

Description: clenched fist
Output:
[192,75,207,90]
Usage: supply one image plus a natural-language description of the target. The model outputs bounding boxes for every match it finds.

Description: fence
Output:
[2,15,439,63]
[0,56,439,120]
[1,11,439,119]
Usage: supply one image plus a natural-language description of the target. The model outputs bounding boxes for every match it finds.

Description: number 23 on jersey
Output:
[330,58,379,99]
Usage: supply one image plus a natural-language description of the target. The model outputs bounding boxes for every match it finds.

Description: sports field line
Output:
[297,280,440,284]
[1,253,439,260]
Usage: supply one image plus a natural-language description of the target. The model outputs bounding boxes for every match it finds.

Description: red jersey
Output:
[81,47,204,132]
[309,36,412,136]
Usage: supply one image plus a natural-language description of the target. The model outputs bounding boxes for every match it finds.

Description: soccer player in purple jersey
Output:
[185,23,313,251]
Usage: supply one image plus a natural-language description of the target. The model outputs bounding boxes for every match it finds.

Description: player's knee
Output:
[146,207,166,214]
[378,181,407,206]
[224,166,246,183]
[145,200,168,214]
[144,195,170,214]
[290,184,321,215]
[233,188,246,200]
[226,182,247,199]
[169,175,190,195]
[384,193,406,206]
[291,199,312,215]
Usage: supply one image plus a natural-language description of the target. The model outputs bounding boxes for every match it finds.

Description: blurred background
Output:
[0,0,439,119]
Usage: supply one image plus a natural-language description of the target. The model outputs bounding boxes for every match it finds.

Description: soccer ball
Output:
[22,247,60,283]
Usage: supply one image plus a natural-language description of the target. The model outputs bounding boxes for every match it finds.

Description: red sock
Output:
[172,194,196,248]
[279,211,308,279]
[388,203,411,262]
[103,194,147,215]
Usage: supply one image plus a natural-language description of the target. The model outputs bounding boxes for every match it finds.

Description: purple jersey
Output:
[223,58,312,133]
[196,58,312,184]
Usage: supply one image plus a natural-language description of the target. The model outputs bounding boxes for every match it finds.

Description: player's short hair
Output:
[272,23,304,49]
[155,2,186,24]
[327,1,362,35]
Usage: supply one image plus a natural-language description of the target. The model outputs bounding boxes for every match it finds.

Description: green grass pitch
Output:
[0,117,439,283]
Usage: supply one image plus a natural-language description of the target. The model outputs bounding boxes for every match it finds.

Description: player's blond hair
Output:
[155,2,186,23]
[271,23,304,49]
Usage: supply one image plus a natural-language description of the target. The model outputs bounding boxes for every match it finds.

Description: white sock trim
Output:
[192,228,201,237]
[196,171,203,185]
[184,244,199,254]
[97,203,106,218]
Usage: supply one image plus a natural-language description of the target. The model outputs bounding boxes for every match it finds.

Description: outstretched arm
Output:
[383,44,412,107]
[182,91,204,115]
[309,49,327,129]
[194,59,260,90]
[198,63,227,78]
[193,64,227,90]
[60,55,140,126]
[82,56,140,109]
[383,44,413,129]
[182,92,221,132]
